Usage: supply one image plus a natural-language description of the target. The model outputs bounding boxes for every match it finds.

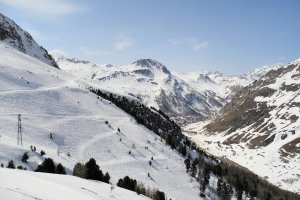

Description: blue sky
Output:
[1,0,300,74]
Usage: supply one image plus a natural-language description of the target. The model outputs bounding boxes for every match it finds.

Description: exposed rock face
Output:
[52,56,228,125]
[205,62,300,149]
[0,13,58,68]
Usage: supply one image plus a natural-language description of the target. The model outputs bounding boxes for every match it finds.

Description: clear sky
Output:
[1,0,300,74]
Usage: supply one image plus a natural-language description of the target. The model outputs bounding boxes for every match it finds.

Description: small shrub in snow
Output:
[40,150,46,156]
[17,166,26,170]
[30,145,36,151]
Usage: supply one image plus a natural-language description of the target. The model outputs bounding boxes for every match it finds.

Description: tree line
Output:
[89,86,300,200]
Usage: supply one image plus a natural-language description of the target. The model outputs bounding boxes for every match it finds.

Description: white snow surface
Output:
[184,63,300,194]
[0,168,151,200]
[0,42,200,200]
[174,63,283,99]
[51,52,281,125]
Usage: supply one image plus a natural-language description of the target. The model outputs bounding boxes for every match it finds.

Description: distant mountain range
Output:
[1,11,299,198]
[51,51,282,125]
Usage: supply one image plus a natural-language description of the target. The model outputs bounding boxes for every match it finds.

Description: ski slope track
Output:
[0,168,151,200]
[0,42,200,200]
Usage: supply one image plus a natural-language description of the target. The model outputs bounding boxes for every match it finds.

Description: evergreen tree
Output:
[56,163,66,174]
[40,150,46,156]
[184,156,191,173]
[117,176,137,191]
[73,163,87,178]
[85,158,104,181]
[179,145,187,157]
[191,158,198,177]
[103,172,110,183]
[35,158,56,173]
[7,160,15,169]
[153,190,166,200]
[21,152,29,163]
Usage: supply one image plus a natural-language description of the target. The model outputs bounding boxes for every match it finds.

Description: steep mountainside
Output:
[0,13,58,68]
[52,51,281,125]
[184,60,300,193]
[51,54,228,125]
[0,42,200,200]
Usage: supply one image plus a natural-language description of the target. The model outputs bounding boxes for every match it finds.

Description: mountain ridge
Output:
[0,13,58,68]
[184,59,300,193]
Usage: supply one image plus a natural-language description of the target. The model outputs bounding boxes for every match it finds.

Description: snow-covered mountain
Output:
[0,42,200,200]
[0,13,58,68]
[0,168,150,200]
[174,63,284,100]
[52,51,280,125]
[184,59,300,193]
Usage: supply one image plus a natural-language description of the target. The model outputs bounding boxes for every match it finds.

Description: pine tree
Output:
[56,163,66,174]
[73,163,87,178]
[184,156,191,173]
[103,172,110,183]
[153,190,166,200]
[35,158,56,173]
[7,160,15,169]
[22,152,29,163]
[40,150,46,156]
[85,158,104,181]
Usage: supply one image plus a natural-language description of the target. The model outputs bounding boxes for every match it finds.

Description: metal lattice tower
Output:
[17,114,22,146]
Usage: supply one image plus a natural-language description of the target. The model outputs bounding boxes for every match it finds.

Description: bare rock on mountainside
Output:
[0,13,58,68]
[185,60,300,193]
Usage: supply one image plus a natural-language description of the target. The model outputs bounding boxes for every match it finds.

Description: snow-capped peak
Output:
[49,49,68,61]
[291,57,300,64]
[132,59,171,74]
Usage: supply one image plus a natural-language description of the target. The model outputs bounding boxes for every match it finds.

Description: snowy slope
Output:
[51,53,228,125]
[0,42,200,200]
[174,63,283,100]
[0,168,150,200]
[184,60,300,194]
[0,13,58,68]
[51,51,281,125]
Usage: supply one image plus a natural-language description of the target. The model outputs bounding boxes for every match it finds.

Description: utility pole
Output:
[17,114,22,146]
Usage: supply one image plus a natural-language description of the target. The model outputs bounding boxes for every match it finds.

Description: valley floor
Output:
[184,121,300,194]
